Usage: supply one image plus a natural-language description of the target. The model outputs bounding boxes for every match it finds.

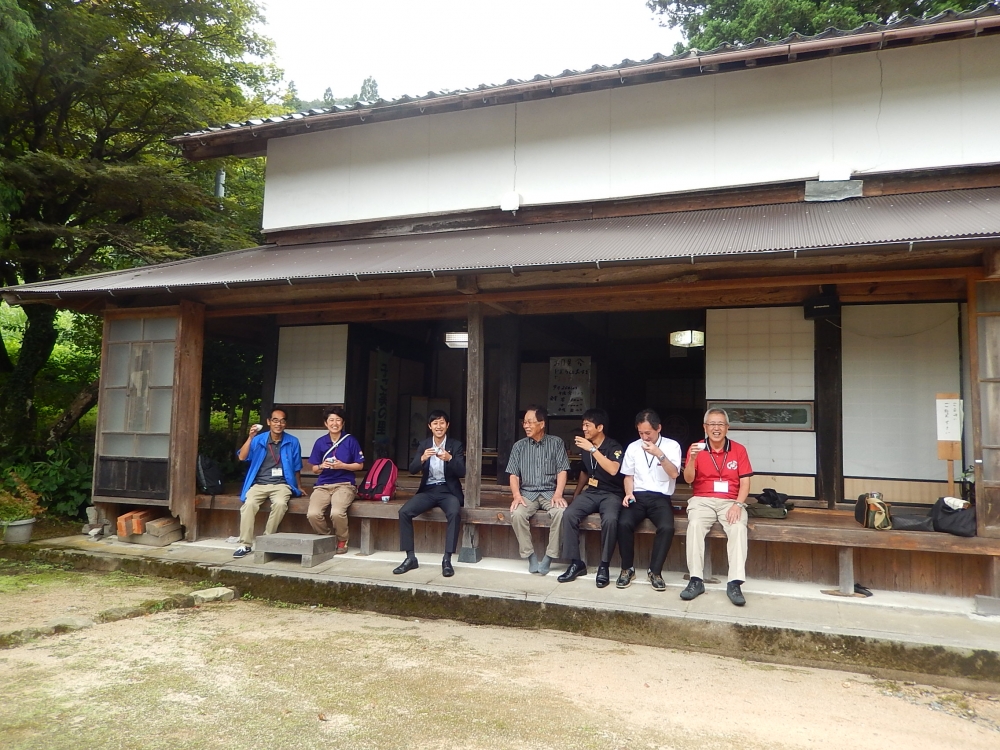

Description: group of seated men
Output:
[233,403,752,606]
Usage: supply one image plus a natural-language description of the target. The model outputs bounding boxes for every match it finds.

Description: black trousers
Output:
[398,484,462,555]
[617,491,675,575]
[562,489,622,564]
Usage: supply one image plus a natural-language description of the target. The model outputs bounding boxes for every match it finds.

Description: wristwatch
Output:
[734,502,748,509]
[588,446,598,453]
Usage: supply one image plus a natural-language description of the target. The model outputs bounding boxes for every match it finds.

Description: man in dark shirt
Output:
[557,408,625,587]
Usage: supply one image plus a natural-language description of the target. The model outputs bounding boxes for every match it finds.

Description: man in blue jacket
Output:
[233,408,304,558]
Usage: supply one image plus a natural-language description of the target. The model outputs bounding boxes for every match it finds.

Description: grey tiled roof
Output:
[5,188,998,300]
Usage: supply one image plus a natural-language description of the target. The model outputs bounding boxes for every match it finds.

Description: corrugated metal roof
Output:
[170,4,1000,159]
[4,188,999,300]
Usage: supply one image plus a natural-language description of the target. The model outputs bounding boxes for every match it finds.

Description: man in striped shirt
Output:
[506,406,571,575]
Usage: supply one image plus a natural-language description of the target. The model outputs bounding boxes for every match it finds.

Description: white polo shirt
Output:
[620,436,682,496]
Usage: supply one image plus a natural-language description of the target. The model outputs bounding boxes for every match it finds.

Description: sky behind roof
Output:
[262,0,684,102]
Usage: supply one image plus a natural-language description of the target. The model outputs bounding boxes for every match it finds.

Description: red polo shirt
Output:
[689,438,753,500]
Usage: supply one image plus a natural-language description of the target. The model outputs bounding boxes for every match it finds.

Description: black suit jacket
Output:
[409,436,466,505]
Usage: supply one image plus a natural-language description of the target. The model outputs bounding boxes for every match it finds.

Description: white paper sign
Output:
[547,356,592,416]
[935,398,963,442]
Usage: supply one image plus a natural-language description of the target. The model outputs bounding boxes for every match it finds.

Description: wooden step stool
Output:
[253,533,338,568]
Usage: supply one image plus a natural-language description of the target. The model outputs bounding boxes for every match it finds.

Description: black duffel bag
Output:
[891,513,934,532]
[930,497,977,537]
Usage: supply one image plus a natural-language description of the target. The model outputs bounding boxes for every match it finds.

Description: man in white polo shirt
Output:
[616,409,682,591]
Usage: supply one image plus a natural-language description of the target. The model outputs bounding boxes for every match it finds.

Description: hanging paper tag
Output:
[588,477,599,487]
[713,480,728,494]
[271,467,284,477]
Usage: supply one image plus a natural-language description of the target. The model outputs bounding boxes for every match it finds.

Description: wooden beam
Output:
[986,249,1000,279]
[169,300,205,540]
[459,301,484,563]
[456,275,479,294]
[103,304,180,320]
[204,264,982,321]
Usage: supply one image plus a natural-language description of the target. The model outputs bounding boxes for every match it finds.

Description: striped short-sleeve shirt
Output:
[505,434,571,499]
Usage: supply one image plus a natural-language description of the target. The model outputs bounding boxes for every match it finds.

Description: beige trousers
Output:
[240,484,292,546]
[307,483,357,541]
[510,494,564,560]
[685,495,748,583]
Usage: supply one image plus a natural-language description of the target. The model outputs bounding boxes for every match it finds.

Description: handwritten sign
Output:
[548,356,592,416]
[935,397,963,442]
[372,350,392,458]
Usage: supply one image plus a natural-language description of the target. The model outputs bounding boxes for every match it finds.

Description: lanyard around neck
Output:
[644,436,663,469]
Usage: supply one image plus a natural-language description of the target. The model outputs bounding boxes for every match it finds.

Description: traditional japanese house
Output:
[6,8,1000,607]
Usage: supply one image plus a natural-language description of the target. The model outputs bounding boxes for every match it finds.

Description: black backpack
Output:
[196,455,225,497]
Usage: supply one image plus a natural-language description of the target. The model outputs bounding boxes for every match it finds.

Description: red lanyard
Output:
[267,439,281,465]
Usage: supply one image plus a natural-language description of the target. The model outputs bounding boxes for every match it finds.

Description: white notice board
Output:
[548,356,592,416]
[935,397,963,442]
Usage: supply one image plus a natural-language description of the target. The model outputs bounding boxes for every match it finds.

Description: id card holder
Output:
[588,477,599,488]
[271,467,284,478]
[713,480,728,494]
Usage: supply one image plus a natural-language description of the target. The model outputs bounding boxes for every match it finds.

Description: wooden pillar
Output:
[169,300,205,540]
[969,277,1000,538]
[814,311,844,508]
[259,319,279,419]
[459,301,484,563]
[496,315,520,485]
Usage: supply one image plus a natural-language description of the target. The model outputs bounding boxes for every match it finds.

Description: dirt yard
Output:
[1,561,998,749]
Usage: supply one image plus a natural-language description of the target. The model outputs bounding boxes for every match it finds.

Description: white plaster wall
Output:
[262,35,1000,231]
[273,325,348,404]
[706,307,816,475]
[842,303,961,481]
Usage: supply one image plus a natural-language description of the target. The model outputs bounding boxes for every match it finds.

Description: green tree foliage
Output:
[647,0,987,52]
[0,0,36,88]
[0,0,279,448]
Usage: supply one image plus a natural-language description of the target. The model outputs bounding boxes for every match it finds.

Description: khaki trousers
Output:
[240,484,292,546]
[307,483,357,541]
[685,495,748,583]
[510,494,564,560]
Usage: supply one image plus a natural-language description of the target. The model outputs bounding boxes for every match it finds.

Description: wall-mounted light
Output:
[669,330,705,348]
[444,332,469,349]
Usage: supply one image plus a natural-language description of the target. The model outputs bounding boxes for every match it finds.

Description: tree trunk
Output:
[0,303,58,449]
[0,327,14,374]
[237,395,251,448]
[47,378,100,447]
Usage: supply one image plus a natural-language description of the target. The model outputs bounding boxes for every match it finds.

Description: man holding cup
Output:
[233,409,304,559]
[393,410,466,578]
[680,408,753,606]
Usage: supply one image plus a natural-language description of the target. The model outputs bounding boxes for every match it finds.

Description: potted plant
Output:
[0,471,43,544]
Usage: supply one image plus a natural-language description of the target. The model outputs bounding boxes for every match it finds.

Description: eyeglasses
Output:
[704,422,727,428]
[522,420,540,426]
[269,419,287,424]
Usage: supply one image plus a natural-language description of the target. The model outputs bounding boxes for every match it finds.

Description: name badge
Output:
[588,477,599,487]
[714,480,729,493]
[271,467,283,477]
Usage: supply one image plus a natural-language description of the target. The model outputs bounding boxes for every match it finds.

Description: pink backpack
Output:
[357,458,398,501]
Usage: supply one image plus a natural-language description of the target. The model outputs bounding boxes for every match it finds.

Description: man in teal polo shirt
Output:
[234,408,304,558]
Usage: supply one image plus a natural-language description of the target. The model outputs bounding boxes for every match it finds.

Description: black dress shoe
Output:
[595,564,611,588]
[393,557,419,575]
[442,559,455,577]
[557,560,587,583]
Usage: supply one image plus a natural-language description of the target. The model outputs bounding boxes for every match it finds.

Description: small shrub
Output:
[0,470,44,524]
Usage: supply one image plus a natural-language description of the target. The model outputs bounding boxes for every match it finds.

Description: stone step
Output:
[253,533,338,568]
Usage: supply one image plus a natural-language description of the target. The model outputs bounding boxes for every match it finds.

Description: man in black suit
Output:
[393,409,466,577]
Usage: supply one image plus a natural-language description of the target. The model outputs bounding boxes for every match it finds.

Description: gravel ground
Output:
[1,565,998,749]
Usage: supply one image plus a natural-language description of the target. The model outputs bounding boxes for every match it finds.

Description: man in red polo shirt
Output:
[680,408,753,606]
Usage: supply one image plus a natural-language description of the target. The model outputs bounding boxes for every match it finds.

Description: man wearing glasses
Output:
[680,408,753,606]
[506,406,571,575]
[233,408,305,559]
